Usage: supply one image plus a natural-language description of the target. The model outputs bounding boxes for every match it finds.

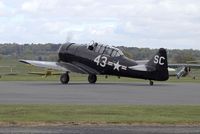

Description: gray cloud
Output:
[0,0,200,49]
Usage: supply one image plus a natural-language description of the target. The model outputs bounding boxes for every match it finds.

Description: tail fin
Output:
[146,48,169,81]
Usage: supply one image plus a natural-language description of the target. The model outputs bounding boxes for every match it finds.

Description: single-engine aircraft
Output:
[19,42,169,85]
[168,64,200,79]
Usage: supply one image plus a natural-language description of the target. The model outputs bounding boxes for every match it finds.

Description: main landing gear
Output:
[149,80,154,86]
[60,72,70,84]
[88,74,97,84]
[60,73,97,84]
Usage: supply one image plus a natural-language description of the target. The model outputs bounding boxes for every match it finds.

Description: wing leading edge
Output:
[169,64,200,68]
[19,60,68,72]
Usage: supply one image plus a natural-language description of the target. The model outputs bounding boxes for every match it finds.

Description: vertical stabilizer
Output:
[146,48,169,81]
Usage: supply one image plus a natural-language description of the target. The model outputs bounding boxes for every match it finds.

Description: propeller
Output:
[65,32,73,43]
[57,32,74,53]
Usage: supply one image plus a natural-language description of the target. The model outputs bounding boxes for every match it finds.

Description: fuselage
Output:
[58,42,168,81]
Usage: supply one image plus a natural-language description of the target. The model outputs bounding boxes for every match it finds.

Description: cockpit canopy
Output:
[88,42,124,57]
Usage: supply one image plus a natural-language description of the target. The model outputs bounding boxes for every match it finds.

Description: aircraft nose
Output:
[58,43,71,53]
[58,44,64,53]
[58,43,73,61]
[58,43,68,61]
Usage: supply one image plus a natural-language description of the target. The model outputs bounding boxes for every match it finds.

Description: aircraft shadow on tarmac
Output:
[23,82,173,87]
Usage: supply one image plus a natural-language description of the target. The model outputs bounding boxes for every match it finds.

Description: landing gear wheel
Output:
[60,73,69,84]
[149,80,154,86]
[88,74,97,84]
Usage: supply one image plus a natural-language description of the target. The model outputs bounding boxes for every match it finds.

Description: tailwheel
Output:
[88,74,97,84]
[60,73,69,84]
[149,80,154,86]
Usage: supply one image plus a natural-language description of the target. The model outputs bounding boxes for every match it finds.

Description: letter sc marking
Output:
[154,55,165,65]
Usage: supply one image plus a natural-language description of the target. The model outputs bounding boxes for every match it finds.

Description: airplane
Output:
[168,64,200,79]
[27,70,62,77]
[19,41,169,85]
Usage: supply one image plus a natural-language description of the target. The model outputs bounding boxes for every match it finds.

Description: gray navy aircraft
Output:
[20,42,169,85]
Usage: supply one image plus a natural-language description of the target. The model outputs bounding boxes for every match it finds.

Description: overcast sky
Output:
[0,0,200,49]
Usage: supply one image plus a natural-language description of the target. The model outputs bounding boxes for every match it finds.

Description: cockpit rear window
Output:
[104,47,113,56]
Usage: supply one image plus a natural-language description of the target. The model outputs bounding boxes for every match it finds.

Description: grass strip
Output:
[0,105,200,125]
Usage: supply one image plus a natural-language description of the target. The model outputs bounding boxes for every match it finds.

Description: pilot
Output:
[88,42,98,51]
[94,42,98,47]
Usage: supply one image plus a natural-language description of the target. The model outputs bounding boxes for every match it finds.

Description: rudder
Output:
[146,48,169,81]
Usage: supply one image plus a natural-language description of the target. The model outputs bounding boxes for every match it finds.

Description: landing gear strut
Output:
[60,72,69,84]
[88,74,97,84]
[149,80,154,86]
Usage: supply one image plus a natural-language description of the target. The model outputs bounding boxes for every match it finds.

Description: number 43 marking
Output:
[94,55,108,67]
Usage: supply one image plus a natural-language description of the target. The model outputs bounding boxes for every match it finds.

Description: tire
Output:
[150,80,154,86]
[60,73,69,84]
[88,74,97,84]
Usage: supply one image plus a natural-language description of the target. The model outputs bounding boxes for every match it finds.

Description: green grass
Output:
[0,105,200,125]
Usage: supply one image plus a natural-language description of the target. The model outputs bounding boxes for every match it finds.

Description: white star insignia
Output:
[113,61,121,71]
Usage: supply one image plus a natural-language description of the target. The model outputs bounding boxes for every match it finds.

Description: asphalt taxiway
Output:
[1,125,200,134]
[0,81,200,104]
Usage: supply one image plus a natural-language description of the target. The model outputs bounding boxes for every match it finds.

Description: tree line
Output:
[1,43,200,63]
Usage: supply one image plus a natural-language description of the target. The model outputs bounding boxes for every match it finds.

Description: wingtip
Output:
[18,59,30,65]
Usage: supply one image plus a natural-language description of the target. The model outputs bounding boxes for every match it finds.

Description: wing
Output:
[19,60,68,72]
[28,71,62,75]
[169,64,200,68]
[19,60,100,74]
